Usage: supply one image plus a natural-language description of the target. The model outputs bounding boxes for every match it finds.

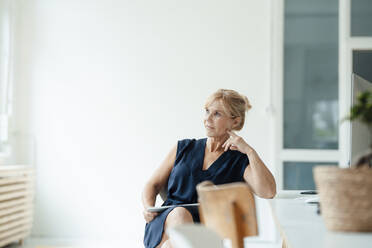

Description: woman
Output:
[142,89,276,248]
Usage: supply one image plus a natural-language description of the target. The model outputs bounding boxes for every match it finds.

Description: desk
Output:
[270,193,372,248]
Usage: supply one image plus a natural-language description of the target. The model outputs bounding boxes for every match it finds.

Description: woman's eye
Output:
[214,112,221,117]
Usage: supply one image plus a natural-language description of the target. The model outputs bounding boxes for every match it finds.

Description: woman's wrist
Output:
[143,198,155,210]
[143,202,154,210]
[244,146,255,156]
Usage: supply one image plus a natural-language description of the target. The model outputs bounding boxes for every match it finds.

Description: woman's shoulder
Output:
[177,137,204,147]
[177,137,206,144]
[176,138,205,154]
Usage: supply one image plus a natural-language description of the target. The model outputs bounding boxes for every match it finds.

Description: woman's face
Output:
[204,100,238,138]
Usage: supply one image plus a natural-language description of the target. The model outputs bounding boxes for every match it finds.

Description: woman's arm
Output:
[223,131,276,199]
[142,144,177,222]
[242,148,276,199]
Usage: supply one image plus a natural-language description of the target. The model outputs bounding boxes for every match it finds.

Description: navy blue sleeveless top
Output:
[143,138,249,248]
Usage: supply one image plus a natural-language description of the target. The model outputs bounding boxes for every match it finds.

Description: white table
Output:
[270,193,372,248]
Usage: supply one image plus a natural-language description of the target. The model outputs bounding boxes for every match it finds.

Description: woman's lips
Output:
[206,125,214,129]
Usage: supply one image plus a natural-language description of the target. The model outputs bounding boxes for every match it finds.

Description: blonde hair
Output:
[204,89,252,131]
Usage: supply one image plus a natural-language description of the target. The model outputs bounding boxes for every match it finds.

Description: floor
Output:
[3,238,113,248]
[3,238,282,248]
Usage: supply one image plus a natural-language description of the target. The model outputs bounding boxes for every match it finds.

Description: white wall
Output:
[13,0,276,246]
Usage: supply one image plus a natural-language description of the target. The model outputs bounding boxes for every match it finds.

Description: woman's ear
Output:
[232,117,241,129]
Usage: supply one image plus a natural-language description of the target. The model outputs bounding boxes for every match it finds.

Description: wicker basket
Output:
[313,166,372,232]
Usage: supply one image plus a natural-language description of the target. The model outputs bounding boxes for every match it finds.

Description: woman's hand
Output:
[222,130,253,154]
[143,208,158,223]
[223,130,277,198]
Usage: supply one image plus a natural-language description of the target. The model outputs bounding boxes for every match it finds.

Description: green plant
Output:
[342,90,372,168]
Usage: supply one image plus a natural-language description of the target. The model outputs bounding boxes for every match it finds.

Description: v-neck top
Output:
[166,138,250,204]
[143,138,250,248]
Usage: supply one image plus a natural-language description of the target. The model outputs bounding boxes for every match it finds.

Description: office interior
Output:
[0,0,371,247]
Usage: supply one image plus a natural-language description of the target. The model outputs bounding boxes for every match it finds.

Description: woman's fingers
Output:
[143,210,158,223]
[228,143,237,151]
[222,139,228,148]
[143,210,149,222]
[227,131,239,144]
[148,212,158,220]
[224,141,235,151]
[148,212,158,218]
[224,141,230,151]
[223,131,240,151]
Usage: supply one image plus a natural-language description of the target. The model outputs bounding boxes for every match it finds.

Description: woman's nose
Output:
[205,112,213,121]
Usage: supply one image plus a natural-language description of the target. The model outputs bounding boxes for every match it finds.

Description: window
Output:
[353,50,372,82]
[273,0,372,190]
[351,0,372,36]
[283,162,337,190]
[282,0,339,190]
[273,0,340,191]
[284,0,339,150]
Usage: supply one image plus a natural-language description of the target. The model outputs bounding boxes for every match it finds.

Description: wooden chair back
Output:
[196,181,258,248]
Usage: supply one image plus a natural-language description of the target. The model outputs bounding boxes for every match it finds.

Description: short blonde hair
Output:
[205,89,252,131]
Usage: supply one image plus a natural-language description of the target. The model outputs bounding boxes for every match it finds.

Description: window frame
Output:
[0,0,15,158]
[271,0,342,191]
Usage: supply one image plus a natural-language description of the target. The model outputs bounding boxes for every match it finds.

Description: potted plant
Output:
[313,90,372,232]
[343,90,372,167]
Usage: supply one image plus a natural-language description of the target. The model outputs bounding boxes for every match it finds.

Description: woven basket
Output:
[313,166,372,232]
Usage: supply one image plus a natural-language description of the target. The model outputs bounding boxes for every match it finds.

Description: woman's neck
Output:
[207,134,229,153]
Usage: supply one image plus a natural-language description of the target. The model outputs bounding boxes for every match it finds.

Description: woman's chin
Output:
[205,130,217,137]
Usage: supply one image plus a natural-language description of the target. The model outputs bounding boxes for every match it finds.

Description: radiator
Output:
[0,165,33,247]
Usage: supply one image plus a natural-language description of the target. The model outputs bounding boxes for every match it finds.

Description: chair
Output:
[196,181,258,248]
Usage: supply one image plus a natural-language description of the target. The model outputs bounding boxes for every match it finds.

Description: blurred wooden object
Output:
[196,181,258,248]
[0,165,34,247]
